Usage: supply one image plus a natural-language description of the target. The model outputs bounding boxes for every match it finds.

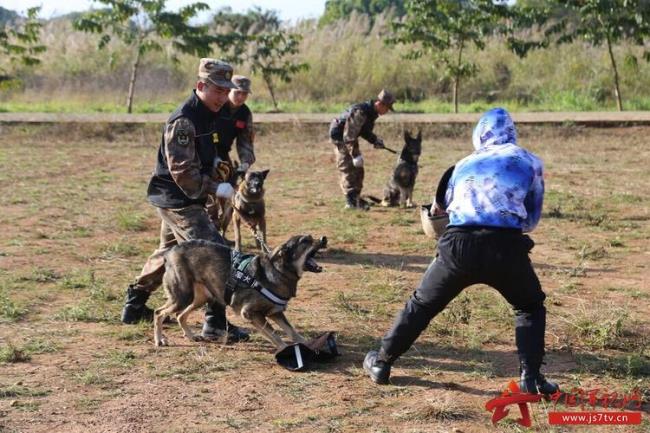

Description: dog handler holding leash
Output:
[364,108,560,395]
[121,58,249,343]
[329,89,395,210]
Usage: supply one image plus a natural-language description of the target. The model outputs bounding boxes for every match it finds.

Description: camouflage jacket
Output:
[147,91,220,208]
[329,100,379,145]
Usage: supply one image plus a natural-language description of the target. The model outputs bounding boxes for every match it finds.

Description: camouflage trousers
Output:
[131,204,224,293]
[332,139,364,195]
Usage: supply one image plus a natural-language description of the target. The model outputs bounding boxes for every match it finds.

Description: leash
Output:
[383,146,398,154]
[231,200,272,255]
[253,228,272,255]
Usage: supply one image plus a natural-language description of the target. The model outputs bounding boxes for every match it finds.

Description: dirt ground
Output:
[0,122,648,433]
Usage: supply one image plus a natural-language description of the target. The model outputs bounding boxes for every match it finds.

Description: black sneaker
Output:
[363,350,391,384]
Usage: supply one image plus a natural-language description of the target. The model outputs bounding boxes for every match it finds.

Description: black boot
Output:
[121,285,153,324]
[202,302,250,343]
[344,191,359,209]
[363,350,391,384]
[519,361,560,395]
[357,196,370,211]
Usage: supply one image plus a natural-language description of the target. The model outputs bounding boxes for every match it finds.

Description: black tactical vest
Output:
[329,100,378,141]
[147,91,219,208]
[214,104,252,161]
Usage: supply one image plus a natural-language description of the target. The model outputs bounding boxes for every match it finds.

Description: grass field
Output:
[6,94,650,115]
[0,122,648,432]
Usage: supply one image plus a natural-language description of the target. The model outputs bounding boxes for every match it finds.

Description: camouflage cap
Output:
[377,89,396,110]
[198,58,237,89]
[232,75,252,93]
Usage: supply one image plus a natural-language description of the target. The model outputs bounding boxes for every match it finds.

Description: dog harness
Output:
[224,250,289,307]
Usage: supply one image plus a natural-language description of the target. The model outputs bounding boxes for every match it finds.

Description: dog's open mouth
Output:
[304,236,327,273]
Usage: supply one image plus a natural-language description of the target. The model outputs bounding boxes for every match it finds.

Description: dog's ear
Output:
[404,130,411,141]
[260,169,270,180]
[417,129,422,141]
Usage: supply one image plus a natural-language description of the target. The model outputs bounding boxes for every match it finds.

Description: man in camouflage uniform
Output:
[202,75,256,338]
[205,75,256,232]
[329,89,395,210]
[120,58,249,343]
[215,75,256,171]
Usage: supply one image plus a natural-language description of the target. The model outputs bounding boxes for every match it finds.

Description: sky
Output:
[0,0,326,23]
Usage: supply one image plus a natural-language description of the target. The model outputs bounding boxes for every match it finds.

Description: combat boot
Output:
[363,350,391,384]
[121,285,153,324]
[357,196,370,211]
[202,301,250,343]
[519,361,560,395]
[344,191,359,210]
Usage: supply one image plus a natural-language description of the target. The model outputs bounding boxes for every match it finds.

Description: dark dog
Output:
[153,235,327,349]
[232,169,269,251]
[381,130,422,208]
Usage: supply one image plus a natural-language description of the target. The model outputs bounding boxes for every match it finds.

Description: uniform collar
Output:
[190,90,217,123]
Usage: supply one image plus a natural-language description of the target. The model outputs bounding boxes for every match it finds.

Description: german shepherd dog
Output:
[153,235,327,349]
[232,169,269,252]
[381,130,422,208]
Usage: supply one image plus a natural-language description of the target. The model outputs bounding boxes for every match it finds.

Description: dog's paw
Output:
[155,337,169,347]
[190,334,205,342]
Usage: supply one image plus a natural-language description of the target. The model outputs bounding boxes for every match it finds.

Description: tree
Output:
[387,0,513,113]
[319,0,406,26]
[211,8,309,111]
[517,0,650,111]
[248,31,309,111]
[0,7,46,76]
[74,0,220,113]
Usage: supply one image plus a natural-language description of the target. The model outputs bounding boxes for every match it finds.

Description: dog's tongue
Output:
[304,257,322,273]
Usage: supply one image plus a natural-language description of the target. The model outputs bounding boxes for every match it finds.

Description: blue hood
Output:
[472,107,517,151]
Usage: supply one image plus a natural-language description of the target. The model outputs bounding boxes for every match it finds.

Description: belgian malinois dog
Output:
[153,235,327,349]
[232,169,269,251]
[381,130,422,208]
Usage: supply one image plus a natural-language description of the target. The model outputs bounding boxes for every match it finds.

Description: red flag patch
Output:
[235,120,246,129]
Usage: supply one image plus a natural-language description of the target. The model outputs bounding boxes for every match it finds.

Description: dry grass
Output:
[0,123,648,432]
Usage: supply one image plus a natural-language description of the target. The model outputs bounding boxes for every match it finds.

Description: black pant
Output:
[380,227,547,369]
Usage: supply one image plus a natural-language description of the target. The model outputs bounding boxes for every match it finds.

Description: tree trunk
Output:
[606,33,623,111]
[453,76,459,114]
[263,72,278,111]
[126,46,141,114]
[453,44,464,114]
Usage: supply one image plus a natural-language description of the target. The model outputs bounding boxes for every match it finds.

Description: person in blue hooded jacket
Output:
[363,108,559,395]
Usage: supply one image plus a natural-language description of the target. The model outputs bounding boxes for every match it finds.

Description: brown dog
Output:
[153,235,327,350]
[232,169,269,252]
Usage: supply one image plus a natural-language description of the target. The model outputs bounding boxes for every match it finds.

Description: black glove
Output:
[373,138,385,149]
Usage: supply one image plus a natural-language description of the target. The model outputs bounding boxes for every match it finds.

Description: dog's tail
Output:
[361,194,382,205]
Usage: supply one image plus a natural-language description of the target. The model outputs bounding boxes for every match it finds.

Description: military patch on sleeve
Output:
[177,128,190,146]
[235,120,246,129]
